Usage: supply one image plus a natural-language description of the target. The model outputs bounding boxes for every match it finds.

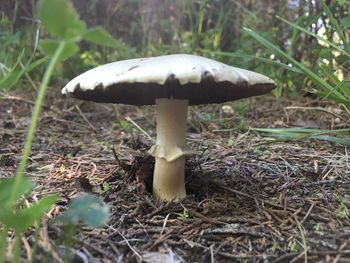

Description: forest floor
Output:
[0,88,350,263]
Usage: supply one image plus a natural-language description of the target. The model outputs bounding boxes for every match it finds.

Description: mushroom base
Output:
[153,157,186,201]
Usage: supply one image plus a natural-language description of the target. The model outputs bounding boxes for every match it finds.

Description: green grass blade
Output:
[316,71,350,101]
[252,127,350,134]
[0,226,8,263]
[0,53,48,92]
[9,41,66,207]
[277,16,350,58]
[243,28,346,101]
[319,64,341,85]
[336,74,350,98]
[252,127,350,146]
[310,135,350,145]
[319,0,350,52]
[315,90,350,105]
[201,49,303,73]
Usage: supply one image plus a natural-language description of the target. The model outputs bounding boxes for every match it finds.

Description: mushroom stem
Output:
[152,98,189,201]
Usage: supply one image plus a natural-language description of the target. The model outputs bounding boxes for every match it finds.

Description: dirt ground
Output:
[0,89,350,263]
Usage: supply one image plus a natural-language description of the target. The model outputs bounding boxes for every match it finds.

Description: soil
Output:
[0,89,350,263]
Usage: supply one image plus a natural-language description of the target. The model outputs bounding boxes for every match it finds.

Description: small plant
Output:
[288,238,300,253]
[11,0,118,197]
[227,138,235,146]
[313,223,324,235]
[177,205,189,220]
[334,194,349,221]
[119,120,132,133]
[270,239,281,252]
[102,182,111,193]
[0,0,117,261]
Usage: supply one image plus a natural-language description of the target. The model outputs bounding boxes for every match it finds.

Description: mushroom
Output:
[62,54,275,201]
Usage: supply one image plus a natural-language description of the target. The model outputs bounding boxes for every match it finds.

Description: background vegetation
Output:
[1,0,349,97]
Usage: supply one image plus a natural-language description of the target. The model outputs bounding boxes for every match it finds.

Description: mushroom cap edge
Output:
[62,54,276,105]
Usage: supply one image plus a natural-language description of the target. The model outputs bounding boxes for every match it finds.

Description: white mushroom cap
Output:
[62,54,275,105]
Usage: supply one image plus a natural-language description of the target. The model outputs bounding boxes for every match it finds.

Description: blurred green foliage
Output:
[56,193,110,228]
[246,0,350,144]
[0,9,44,92]
[246,0,350,111]
[0,0,349,98]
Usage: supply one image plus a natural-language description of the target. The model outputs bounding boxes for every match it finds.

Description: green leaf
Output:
[0,194,58,232]
[40,40,78,60]
[57,193,109,228]
[340,16,350,28]
[0,178,35,207]
[82,26,118,48]
[39,0,86,40]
